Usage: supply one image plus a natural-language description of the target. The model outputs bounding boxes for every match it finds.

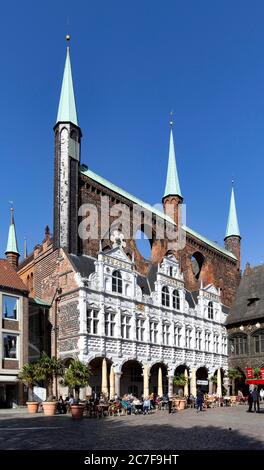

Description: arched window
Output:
[162,286,170,307]
[252,330,264,354]
[172,289,180,310]
[208,301,214,319]
[112,270,122,294]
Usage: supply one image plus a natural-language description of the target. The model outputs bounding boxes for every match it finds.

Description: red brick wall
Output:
[79,173,241,306]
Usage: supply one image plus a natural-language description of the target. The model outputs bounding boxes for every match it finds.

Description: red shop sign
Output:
[247,368,253,379]
[261,368,264,380]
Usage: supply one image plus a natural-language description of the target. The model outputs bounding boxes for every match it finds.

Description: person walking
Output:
[247,390,253,412]
[252,387,260,413]
[196,389,204,413]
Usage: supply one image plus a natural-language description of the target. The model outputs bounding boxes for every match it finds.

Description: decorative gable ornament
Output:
[110,230,126,249]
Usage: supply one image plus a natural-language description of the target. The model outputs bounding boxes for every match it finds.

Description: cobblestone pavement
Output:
[0,405,263,450]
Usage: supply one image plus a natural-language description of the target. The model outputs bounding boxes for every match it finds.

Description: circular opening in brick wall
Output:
[191,252,205,279]
[135,230,152,260]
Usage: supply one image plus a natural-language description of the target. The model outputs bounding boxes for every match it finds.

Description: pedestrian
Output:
[196,389,204,413]
[252,387,260,413]
[247,390,253,412]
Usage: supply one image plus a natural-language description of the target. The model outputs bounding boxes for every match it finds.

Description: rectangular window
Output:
[222,336,227,355]
[205,332,210,352]
[87,309,99,335]
[3,334,17,359]
[174,325,181,347]
[196,330,202,350]
[105,313,115,337]
[214,335,219,353]
[150,321,158,344]
[2,295,18,320]
[136,318,145,342]
[162,323,170,345]
[185,329,191,349]
[121,315,131,339]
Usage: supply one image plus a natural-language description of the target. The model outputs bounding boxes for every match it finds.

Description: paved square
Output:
[0,405,263,450]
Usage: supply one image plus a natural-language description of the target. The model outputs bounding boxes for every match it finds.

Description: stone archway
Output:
[174,364,189,397]
[88,357,113,398]
[196,366,209,393]
[149,363,168,397]
[120,360,143,397]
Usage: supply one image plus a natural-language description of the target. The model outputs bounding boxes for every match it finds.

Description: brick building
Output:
[0,211,29,407]
[226,263,264,393]
[18,41,242,398]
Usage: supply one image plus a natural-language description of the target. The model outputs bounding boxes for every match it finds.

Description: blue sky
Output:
[0,0,264,269]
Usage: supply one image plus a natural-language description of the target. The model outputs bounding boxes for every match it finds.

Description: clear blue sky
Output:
[0,0,264,269]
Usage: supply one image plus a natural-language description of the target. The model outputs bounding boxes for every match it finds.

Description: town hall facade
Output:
[17,39,242,398]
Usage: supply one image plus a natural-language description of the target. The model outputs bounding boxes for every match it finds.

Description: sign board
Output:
[197,380,208,385]
[247,368,253,379]
[33,386,46,402]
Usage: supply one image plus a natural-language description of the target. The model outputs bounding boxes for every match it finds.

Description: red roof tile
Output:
[0,259,28,293]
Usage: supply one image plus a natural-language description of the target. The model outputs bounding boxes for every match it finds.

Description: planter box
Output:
[26,402,39,414]
[71,404,85,419]
[42,401,58,416]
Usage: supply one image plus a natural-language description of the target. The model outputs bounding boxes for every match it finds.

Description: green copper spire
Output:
[163,116,182,198]
[6,208,20,255]
[225,185,240,238]
[56,40,78,126]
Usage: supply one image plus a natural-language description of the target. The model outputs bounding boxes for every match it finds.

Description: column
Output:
[184,369,189,397]
[217,368,222,398]
[115,372,121,398]
[209,378,213,395]
[143,364,149,398]
[109,365,115,399]
[158,367,163,397]
[190,368,197,397]
[168,375,174,398]
[101,358,108,397]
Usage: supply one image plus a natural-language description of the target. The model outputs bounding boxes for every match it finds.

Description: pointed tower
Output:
[224,184,241,267]
[53,36,82,253]
[162,114,183,227]
[5,207,20,269]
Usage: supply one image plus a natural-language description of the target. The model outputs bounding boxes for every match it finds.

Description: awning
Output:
[246,379,264,385]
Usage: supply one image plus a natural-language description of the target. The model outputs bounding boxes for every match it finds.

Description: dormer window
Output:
[162,286,170,307]
[112,270,122,294]
[169,266,173,277]
[172,289,180,310]
[208,301,214,320]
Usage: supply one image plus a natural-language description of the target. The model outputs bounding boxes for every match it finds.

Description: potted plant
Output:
[19,362,39,413]
[227,368,242,396]
[35,353,64,416]
[61,360,90,419]
[173,374,187,410]
[210,375,218,393]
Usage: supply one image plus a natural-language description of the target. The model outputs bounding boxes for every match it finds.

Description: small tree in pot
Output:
[19,362,39,413]
[61,360,91,419]
[35,353,65,416]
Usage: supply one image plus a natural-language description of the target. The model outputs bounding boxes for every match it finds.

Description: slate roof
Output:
[0,259,28,293]
[227,264,264,325]
[68,254,96,278]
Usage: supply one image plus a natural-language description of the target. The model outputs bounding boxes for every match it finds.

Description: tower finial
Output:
[225,184,240,239]
[56,38,78,126]
[66,34,71,42]
[163,113,182,199]
[170,110,173,127]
